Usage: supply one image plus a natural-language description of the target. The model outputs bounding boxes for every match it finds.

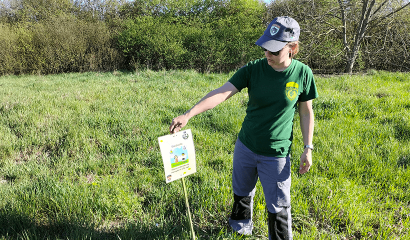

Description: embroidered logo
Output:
[286,82,299,101]
[270,24,280,36]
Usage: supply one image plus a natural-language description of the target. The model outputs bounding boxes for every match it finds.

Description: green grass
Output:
[0,69,409,239]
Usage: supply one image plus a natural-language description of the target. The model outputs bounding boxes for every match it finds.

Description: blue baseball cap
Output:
[255,16,300,52]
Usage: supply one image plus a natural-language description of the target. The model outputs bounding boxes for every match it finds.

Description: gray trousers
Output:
[229,139,292,240]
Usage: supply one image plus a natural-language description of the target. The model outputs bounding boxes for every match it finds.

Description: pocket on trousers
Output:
[276,177,291,207]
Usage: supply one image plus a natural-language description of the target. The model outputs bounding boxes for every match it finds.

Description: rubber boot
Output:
[268,208,291,240]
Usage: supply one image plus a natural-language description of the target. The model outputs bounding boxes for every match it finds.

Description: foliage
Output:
[0,0,410,74]
[0,23,20,74]
[0,13,122,75]
[117,17,189,71]
[116,0,265,73]
[0,70,409,239]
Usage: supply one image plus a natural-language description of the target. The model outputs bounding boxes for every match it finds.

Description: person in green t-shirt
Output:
[169,16,318,240]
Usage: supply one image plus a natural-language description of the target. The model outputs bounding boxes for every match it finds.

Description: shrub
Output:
[0,24,19,75]
[30,15,122,74]
[0,14,122,75]
[117,0,266,73]
[117,16,187,71]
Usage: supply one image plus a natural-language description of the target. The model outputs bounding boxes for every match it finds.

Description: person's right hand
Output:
[169,114,189,134]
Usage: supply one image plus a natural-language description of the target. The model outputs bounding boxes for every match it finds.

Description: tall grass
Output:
[0,70,409,239]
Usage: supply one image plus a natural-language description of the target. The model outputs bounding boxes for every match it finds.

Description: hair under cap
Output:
[255,16,300,52]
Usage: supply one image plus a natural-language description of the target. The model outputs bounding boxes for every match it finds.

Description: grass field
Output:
[0,69,409,239]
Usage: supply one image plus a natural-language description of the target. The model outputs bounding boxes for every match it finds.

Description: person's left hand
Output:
[299,148,312,174]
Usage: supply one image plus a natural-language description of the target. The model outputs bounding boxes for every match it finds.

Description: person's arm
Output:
[298,100,314,174]
[169,82,239,133]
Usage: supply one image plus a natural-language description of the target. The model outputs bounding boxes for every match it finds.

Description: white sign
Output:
[158,129,197,183]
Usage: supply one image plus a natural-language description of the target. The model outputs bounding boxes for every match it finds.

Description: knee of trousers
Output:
[230,194,252,220]
[268,209,291,240]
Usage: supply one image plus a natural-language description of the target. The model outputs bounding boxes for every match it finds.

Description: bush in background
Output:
[0,24,20,75]
[117,0,265,73]
[0,0,409,75]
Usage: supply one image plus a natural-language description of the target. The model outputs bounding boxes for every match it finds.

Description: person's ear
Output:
[288,43,297,58]
[289,43,297,51]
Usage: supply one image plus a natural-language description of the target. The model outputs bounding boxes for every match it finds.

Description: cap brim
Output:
[255,35,287,52]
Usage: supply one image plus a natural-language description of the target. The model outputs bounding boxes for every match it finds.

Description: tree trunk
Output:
[346,41,361,74]
[340,0,410,73]
[346,52,357,74]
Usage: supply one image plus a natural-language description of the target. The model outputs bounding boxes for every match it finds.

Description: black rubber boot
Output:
[230,194,252,220]
[268,208,290,240]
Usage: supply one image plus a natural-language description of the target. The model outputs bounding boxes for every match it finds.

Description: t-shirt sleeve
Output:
[298,67,319,102]
[228,65,249,92]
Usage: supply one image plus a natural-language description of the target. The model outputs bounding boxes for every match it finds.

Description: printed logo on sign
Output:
[270,24,280,36]
[182,131,189,140]
[286,82,299,101]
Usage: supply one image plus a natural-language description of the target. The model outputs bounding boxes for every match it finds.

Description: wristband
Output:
[304,145,314,150]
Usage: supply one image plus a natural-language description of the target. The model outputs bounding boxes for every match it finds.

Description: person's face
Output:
[263,45,292,68]
[264,45,290,60]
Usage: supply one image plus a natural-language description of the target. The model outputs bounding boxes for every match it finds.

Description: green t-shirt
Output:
[229,58,318,157]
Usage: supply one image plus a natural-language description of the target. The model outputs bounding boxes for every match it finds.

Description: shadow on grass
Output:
[0,210,241,240]
[0,210,117,239]
[398,155,410,169]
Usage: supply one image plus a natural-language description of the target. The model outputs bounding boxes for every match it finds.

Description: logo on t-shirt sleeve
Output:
[286,82,299,101]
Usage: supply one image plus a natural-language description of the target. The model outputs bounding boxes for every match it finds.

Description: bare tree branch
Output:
[338,0,350,52]
[370,0,389,17]
[369,2,410,25]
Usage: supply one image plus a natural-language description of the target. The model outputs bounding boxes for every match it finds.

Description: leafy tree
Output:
[72,0,126,22]
[6,0,73,22]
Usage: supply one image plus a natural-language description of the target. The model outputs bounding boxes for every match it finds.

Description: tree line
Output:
[0,0,409,75]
